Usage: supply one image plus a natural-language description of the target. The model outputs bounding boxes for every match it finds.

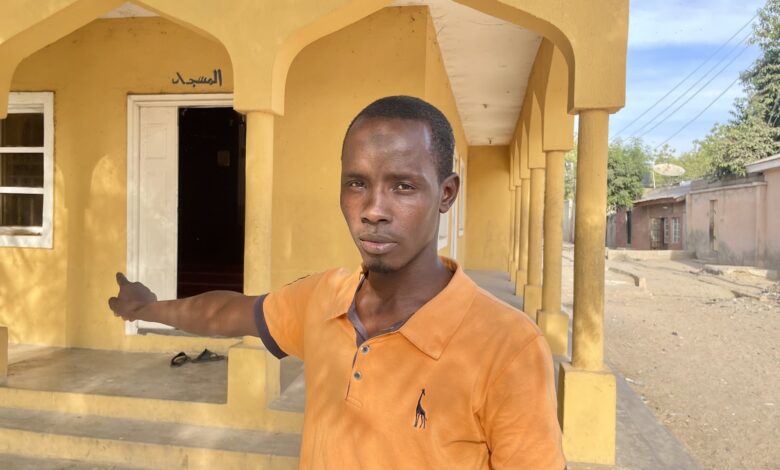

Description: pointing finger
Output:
[116,272,130,286]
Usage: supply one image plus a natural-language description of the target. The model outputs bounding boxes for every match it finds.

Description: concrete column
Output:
[572,110,609,370]
[514,179,530,293]
[522,168,545,321]
[0,326,7,385]
[538,150,568,356]
[513,187,522,272]
[508,188,517,275]
[244,112,274,295]
[558,109,616,465]
[227,337,280,425]
[510,186,523,282]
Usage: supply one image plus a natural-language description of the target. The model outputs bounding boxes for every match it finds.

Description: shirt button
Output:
[361,345,370,354]
[353,371,362,380]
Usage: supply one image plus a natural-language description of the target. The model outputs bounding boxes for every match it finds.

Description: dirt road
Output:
[559,250,779,470]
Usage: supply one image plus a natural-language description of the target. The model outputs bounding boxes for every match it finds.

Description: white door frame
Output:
[125,93,233,335]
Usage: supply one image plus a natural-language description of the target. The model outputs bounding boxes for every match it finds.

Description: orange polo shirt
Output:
[256,258,565,469]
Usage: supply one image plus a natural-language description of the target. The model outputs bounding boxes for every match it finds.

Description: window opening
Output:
[0,92,54,248]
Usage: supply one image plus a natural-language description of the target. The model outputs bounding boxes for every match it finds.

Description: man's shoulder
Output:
[463,282,544,349]
[282,267,354,288]
[275,267,358,306]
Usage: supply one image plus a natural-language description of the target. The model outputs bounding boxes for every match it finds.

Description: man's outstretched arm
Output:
[108,272,259,338]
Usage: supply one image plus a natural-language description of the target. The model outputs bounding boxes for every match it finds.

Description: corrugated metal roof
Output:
[635,183,691,204]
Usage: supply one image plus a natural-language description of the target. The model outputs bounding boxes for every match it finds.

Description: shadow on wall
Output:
[688,229,759,266]
[0,162,69,346]
[65,153,126,349]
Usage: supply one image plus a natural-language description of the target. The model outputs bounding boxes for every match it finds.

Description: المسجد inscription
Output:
[171,69,223,87]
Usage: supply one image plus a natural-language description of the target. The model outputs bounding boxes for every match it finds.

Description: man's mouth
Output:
[358,236,398,255]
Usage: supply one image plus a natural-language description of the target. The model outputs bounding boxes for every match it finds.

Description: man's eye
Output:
[395,183,415,191]
[346,181,365,188]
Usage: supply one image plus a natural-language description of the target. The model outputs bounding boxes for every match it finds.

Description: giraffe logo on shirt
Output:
[414,388,427,429]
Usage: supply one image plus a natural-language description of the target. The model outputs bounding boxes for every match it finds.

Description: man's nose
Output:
[361,188,391,224]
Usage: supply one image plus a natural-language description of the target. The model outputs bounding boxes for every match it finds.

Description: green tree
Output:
[677,145,715,180]
[689,0,780,177]
[653,143,714,185]
[741,0,780,126]
[607,138,650,209]
[700,110,778,177]
[563,140,577,200]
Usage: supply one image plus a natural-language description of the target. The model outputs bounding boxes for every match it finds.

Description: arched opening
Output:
[4,4,241,345]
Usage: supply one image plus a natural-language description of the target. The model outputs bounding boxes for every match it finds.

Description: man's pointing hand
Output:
[108,272,157,321]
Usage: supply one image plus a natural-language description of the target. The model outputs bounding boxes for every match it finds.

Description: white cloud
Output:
[628,0,764,48]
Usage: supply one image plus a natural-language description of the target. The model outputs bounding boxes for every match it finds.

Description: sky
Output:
[610,0,766,155]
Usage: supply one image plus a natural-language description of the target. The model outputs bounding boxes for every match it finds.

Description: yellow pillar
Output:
[522,168,545,321]
[572,111,609,370]
[514,179,530,293]
[243,112,274,295]
[227,337,281,426]
[558,110,616,465]
[0,326,7,385]
[538,151,568,356]
[510,186,523,282]
[513,186,522,271]
[508,188,517,275]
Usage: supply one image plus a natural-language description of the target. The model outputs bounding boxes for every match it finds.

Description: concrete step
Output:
[1,345,304,433]
[0,453,148,470]
[0,407,300,470]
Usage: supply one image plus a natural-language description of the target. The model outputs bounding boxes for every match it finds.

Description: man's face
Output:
[340,117,458,273]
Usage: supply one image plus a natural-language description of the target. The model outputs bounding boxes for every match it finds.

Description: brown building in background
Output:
[608,184,690,250]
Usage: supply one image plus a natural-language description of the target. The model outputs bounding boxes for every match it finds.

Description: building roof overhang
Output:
[746,153,780,174]
[104,1,540,147]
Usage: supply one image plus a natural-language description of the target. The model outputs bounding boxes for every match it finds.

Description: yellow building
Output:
[0,1,627,467]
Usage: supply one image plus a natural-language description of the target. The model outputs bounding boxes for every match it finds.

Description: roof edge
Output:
[746,153,780,173]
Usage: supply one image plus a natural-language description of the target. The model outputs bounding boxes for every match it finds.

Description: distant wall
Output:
[764,168,780,270]
[465,146,510,271]
[687,182,765,265]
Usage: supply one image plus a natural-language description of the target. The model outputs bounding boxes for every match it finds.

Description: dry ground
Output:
[560,250,779,470]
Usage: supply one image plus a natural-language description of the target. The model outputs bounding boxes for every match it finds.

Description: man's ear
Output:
[439,173,460,213]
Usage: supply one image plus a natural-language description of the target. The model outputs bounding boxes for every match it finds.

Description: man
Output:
[109,96,566,469]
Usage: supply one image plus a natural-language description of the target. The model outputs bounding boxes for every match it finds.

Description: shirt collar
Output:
[329,257,478,360]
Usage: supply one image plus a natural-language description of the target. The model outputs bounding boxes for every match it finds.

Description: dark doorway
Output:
[177,107,245,297]
[709,200,717,253]
[626,210,632,246]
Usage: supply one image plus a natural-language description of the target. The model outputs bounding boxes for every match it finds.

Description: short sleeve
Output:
[256,273,324,360]
[481,334,566,470]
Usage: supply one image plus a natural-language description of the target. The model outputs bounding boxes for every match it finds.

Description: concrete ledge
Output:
[514,269,528,294]
[703,264,779,281]
[607,266,647,289]
[537,310,569,357]
[0,407,300,470]
[606,249,693,261]
[522,284,542,321]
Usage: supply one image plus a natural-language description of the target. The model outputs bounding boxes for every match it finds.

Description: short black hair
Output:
[344,95,455,181]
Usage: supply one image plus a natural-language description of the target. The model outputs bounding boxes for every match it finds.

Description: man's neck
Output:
[356,247,454,334]
[366,251,451,298]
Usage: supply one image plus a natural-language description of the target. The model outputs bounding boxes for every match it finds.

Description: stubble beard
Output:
[364,258,397,274]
